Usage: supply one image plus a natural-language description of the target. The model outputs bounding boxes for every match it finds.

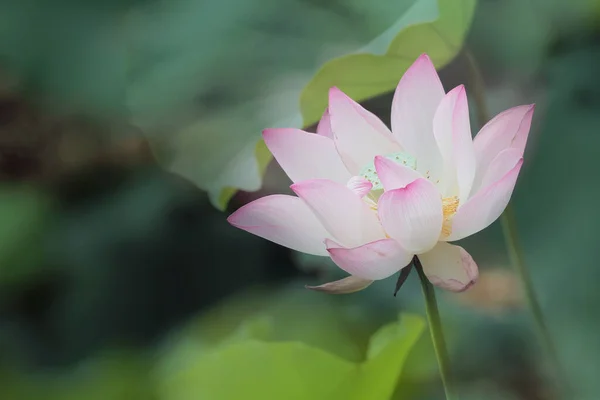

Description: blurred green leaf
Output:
[0,350,155,400]
[0,0,475,210]
[171,287,377,362]
[158,313,424,400]
[125,0,439,210]
[216,138,271,210]
[356,314,427,399]
[160,341,355,400]
[209,0,475,209]
[300,0,477,126]
[0,185,50,284]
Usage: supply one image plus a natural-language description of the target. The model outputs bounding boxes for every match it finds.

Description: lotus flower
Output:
[228,54,534,294]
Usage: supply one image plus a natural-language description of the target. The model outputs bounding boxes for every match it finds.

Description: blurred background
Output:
[0,0,599,399]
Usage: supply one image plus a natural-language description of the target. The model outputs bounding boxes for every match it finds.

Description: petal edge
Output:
[326,238,413,280]
[445,159,523,241]
[228,195,330,256]
[263,128,351,184]
[291,179,384,248]
[378,178,443,253]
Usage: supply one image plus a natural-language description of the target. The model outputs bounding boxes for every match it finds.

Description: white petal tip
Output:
[305,276,373,294]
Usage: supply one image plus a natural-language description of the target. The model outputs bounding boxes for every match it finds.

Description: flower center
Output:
[358,152,417,191]
[357,152,460,238]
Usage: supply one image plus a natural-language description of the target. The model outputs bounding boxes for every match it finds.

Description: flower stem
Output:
[464,49,565,391]
[500,205,562,372]
[414,256,458,400]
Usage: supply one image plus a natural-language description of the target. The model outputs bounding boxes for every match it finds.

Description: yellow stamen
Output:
[441,196,459,238]
[364,195,379,211]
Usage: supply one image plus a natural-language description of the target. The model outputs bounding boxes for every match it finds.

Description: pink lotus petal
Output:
[346,176,373,198]
[316,108,333,139]
[378,178,443,253]
[451,87,476,203]
[325,238,413,280]
[420,242,478,292]
[445,159,523,241]
[374,156,422,191]
[511,104,535,152]
[291,179,384,248]
[478,147,522,192]
[391,54,445,182]
[227,195,330,256]
[433,85,476,203]
[473,104,534,187]
[263,128,351,184]
[328,87,400,174]
[306,275,373,294]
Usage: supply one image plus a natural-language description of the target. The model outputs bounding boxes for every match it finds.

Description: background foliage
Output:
[0,0,600,399]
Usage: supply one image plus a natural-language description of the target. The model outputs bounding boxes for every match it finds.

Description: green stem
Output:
[500,205,562,372]
[464,49,565,390]
[414,256,458,400]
